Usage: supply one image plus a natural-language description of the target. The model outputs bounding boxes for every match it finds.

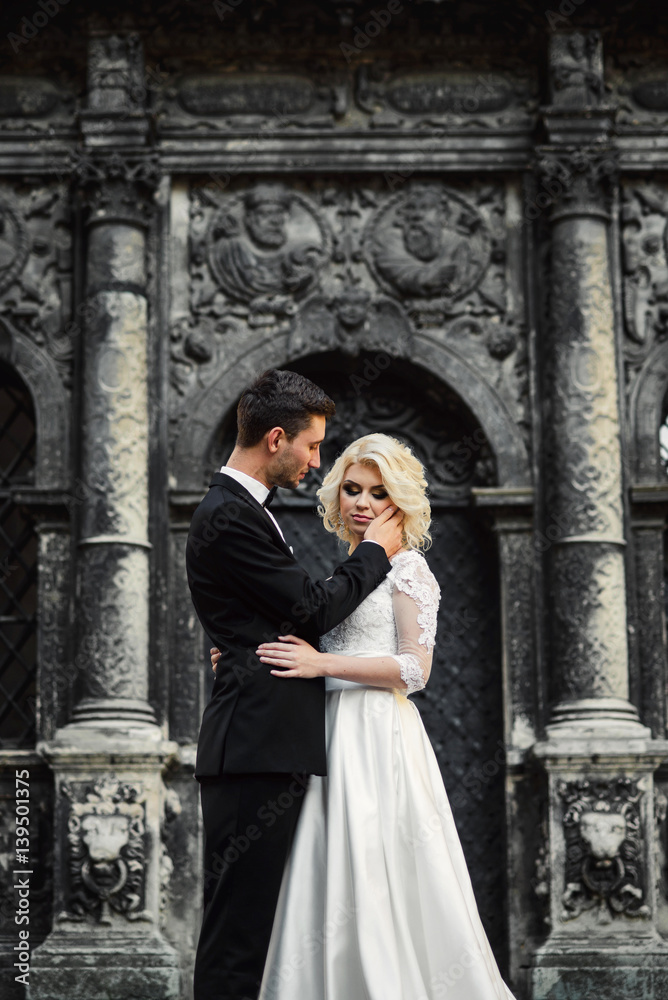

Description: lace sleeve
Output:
[388,550,441,696]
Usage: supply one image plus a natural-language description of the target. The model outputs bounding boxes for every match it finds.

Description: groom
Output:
[186,369,402,1000]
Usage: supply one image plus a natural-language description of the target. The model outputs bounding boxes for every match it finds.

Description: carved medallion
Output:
[363,181,491,308]
[205,183,331,309]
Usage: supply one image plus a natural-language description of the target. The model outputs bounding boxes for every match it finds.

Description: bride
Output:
[212,433,516,1000]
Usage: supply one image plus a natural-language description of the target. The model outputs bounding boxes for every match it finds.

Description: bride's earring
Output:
[337,513,346,532]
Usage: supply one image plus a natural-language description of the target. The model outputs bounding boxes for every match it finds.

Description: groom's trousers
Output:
[194,772,309,1000]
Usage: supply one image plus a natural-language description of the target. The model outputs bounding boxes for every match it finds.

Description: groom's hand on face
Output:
[364,505,404,559]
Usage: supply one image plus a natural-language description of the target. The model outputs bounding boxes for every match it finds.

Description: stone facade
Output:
[1,3,668,998]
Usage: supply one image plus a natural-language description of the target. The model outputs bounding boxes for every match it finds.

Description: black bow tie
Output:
[262,486,278,509]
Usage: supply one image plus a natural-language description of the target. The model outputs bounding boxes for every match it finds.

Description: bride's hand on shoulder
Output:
[210,647,221,674]
[256,635,324,679]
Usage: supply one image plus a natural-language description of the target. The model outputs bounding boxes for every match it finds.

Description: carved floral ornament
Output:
[559,777,650,924]
[59,776,151,926]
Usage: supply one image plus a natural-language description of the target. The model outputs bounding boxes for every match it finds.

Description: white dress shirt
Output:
[219,465,287,544]
[218,465,382,552]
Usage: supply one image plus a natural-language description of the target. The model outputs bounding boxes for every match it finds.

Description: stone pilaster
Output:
[29,30,180,1000]
[530,30,668,1000]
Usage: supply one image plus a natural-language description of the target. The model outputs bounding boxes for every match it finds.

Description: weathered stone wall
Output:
[0,3,667,998]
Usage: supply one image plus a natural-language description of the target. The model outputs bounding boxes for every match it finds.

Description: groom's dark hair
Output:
[236,369,336,448]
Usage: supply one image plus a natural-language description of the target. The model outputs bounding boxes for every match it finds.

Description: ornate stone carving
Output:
[545,235,624,539]
[351,62,537,129]
[549,546,628,703]
[354,65,534,126]
[535,147,617,220]
[0,199,29,294]
[288,286,412,358]
[86,33,145,114]
[0,185,73,389]
[0,77,61,118]
[620,182,668,392]
[59,777,151,925]
[548,32,604,108]
[174,72,347,124]
[74,152,161,228]
[363,181,491,313]
[171,177,524,464]
[611,52,668,130]
[203,182,331,316]
[559,778,650,923]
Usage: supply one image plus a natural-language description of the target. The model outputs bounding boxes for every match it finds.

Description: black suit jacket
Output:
[186,473,391,779]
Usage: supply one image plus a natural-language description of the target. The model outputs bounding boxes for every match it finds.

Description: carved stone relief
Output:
[548,31,604,109]
[59,777,151,925]
[363,181,492,317]
[205,184,331,312]
[0,76,76,134]
[355,65,536,129]
[152,58,536,135]
[559,778,650,924]
[620,181,668,393]
[0,184,73,389]
[160,71,348,129]
[611,55,668,130]
[170,176,527,465]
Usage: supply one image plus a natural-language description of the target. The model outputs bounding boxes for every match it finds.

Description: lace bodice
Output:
[321,549,441,695]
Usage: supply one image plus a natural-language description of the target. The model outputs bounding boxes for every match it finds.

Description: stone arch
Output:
[629,340,668,484]
[171,332,531,491]
[0,317,70,489]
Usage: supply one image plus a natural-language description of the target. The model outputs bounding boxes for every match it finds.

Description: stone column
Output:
[69,170,157,729]
[530,31,668,1000]
[539,144,645,736]
[29,31,180,1000]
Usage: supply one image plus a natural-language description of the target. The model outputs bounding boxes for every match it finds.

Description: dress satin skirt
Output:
[258,674,517,1000]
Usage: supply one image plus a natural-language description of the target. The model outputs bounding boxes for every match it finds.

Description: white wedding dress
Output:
[258,548,517,1000]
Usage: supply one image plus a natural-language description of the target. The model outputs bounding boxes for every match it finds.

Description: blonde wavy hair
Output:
[317,433,432,554]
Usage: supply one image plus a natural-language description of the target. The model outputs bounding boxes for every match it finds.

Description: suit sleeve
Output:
[187,501,390,637]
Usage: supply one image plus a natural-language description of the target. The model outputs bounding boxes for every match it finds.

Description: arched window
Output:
[0,362,37,746]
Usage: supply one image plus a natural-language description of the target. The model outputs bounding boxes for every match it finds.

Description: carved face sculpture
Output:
[81,813,130,863]
[398,189,449,262]
[579,811,627,861]
[334,288,371,329]
[245,198,289,250]
[568,34,587,63]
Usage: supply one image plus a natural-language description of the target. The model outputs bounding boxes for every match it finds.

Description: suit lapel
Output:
[209,472,295,559]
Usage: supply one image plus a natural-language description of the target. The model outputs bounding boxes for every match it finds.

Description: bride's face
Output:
[339,462,394,541]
